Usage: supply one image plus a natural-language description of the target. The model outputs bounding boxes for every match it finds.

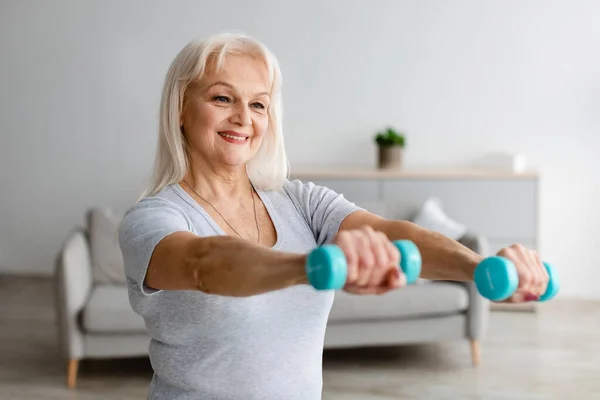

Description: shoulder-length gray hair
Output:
[140,32,288,199]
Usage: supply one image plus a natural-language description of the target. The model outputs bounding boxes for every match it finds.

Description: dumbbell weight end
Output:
[305,245,347,291]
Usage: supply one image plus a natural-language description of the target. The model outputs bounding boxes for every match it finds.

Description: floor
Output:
[1,275,598,400]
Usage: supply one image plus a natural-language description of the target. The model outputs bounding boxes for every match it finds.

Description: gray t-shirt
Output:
[118,179,361,400]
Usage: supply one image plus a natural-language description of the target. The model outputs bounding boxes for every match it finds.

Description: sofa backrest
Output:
[86,207,127,285]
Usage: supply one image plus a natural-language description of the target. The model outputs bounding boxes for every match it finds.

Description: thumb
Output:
[385,267,406,289]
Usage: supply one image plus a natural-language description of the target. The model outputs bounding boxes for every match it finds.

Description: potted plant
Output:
[374,127,406,169]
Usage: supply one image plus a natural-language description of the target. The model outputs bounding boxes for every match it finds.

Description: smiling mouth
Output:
[218,132,249,142]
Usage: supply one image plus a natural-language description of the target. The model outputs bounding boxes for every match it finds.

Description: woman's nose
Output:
[230,104,252,126]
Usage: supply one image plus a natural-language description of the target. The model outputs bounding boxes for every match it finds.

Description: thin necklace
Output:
[182,180,261,244]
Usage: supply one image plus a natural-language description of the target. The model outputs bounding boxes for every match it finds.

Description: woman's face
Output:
[181,54,271,169]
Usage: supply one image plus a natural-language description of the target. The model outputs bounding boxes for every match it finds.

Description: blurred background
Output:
[1,0,599,399]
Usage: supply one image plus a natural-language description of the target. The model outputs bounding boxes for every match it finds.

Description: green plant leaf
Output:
[374,126,406,147]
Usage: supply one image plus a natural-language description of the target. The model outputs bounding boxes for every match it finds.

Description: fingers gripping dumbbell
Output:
[305,240,422,290]
[473,256,559,301]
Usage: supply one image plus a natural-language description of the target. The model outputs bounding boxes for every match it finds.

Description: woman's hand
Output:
[332,225,406,295]
[496,244,550,303]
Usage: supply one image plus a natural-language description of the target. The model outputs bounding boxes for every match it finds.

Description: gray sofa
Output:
[54,207,490,388]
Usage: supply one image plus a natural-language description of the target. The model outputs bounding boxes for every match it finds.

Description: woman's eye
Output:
[251,102,265,110]
[213,96,230,103]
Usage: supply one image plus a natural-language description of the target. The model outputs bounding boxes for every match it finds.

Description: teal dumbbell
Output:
[306,240,422,290]
[473,256,559,301]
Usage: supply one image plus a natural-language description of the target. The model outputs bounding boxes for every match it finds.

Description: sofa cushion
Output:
[82,286,146,333]
[328,281,469,323]
[411,197,467,240]
[87,207,126,284]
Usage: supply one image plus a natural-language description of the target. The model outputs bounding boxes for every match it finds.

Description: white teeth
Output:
[219,132,247,141]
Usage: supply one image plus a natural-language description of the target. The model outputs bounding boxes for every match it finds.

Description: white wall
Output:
[1,0,599,298]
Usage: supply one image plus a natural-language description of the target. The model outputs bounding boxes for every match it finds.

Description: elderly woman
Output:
[118,32,549,399]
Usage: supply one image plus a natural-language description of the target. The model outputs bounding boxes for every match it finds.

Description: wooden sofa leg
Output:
[67,359,79,388]
[470,340,481,367]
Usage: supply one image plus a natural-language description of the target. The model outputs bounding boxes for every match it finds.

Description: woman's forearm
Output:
[380,220,484,281]
[189,236,309,297]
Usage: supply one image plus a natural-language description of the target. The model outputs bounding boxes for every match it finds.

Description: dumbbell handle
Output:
[306,240,422,290]
[474,256,559,301]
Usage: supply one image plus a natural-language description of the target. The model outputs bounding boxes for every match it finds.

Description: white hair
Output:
[139,32,288,200]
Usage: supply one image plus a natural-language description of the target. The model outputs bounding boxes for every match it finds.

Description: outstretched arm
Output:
[339,210,484,281]
[339,210,549,302]
[145,232,308,297]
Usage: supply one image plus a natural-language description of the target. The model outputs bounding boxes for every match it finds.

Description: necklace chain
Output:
[182,180,261,244]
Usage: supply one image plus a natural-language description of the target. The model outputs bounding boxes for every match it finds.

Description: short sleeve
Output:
[284,179,363,245]
[118,196,192,296]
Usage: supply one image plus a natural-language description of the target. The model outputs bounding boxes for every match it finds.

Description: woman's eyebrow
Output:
[206,81,269,97]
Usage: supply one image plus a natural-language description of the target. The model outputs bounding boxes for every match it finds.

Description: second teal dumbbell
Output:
[473,256,559,301]
[306,240,422,290]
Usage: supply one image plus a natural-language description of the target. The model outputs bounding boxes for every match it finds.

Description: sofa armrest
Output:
[457,232,490,340]
[53,227,94,360]
[457,231,491,258]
